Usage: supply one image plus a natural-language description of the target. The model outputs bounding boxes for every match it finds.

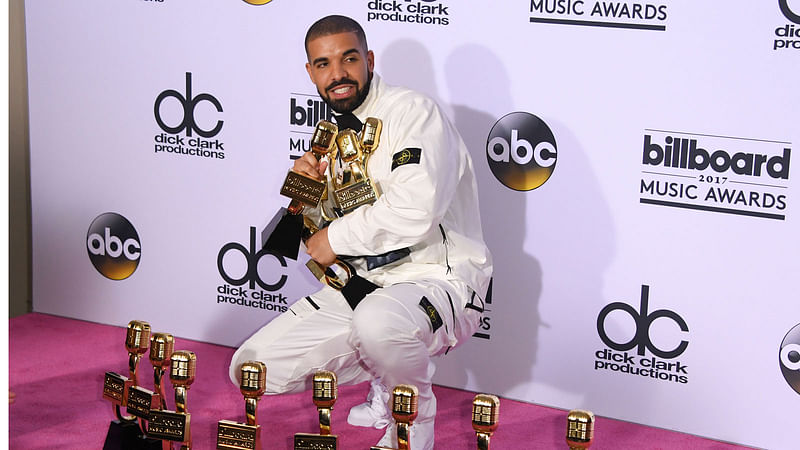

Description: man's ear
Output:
[367,50,375,72]
[305,62,315,84]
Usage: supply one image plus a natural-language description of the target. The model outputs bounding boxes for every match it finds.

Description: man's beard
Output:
[319,72,372,114]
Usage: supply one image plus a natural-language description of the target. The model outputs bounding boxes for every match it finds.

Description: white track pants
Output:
[229,278,481,424]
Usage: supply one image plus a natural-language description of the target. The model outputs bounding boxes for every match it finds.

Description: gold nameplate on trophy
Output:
[566,409,595,450]
[333,180,378,214]
[103,371,129,405]
[148,409,190,442]
[294,434,337,450]
[127,385,158,419]
[294,371,339,450]
[217,420,259,449]
[472,394,500,450]
[280,171,327,207]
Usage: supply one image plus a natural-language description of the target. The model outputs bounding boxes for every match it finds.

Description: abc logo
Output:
[597,285,689,359]
[780,0,800,24]
[87,213,141,280]
[154,72,223,138]
[486,112,557,191]
[779,323,800,394]
[243,0,273,4]
[217,227,289,291]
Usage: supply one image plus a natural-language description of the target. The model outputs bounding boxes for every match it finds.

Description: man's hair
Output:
[304,15,368,58]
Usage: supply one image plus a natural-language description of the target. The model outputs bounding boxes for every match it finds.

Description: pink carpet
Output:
[9,313,752,449]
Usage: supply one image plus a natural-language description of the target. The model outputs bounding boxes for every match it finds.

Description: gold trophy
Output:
[371,384,419,450]
[217,361,267,450]
[472,394,500,450]
[126,331,171,422]
[294,370,339,450]
[262,120,338,260]
[331,128,379,215]
[148,351,196,449]
[102,320,162,449]
[566,410,595,449]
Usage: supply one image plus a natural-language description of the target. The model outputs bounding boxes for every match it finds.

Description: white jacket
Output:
[325,74,493,300]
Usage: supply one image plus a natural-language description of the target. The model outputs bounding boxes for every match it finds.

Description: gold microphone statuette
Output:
[121,320,152,423]
[294,371,339,450]
[148,351,196,449]
[332,129,378,215]
[472,394,500,450]
[217,361,267,450]
[370,384,419,450]
[281,120,338,213]
[566,409,595,449]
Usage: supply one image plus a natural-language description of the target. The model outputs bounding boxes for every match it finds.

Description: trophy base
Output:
[103,420,162,450]
[261,207,303,260]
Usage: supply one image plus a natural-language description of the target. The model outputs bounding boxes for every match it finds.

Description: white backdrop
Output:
[25,1,799,448]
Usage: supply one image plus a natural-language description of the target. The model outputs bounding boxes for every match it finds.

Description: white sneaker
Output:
[347,379,391,429]
[375,419,435,450]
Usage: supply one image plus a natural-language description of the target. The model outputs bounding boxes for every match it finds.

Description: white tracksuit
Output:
[229,73,493,425]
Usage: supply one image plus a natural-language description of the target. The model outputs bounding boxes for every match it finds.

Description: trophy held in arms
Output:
[261,118,383,295]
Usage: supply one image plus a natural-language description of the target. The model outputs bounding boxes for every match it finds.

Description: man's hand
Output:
[293,151,328,180]
[306,227,337,267]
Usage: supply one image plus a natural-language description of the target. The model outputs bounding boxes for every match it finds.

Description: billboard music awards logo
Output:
[639,129,792,221]
[87,213,141,280]
[595,285,689,384]
[367,0,451,26]
[774,0,800,50]
[153,72,225,160]
[289,93,334,161]
[780,323,800,394]
[215,227,289,313]
[529,0,668,31]
[486,112,557,191]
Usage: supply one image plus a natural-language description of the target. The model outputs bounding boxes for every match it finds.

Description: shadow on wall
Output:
[380,41,544,395]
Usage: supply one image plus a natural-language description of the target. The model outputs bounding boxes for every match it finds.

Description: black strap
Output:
[333,113,363,132]
[365,247,411,270]
[341,275,379,310]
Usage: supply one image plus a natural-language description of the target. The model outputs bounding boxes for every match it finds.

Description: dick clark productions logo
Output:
[86,213,141,280]
[594,285,690,384]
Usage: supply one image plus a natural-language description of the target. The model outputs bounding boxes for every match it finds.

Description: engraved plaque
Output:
[148,410,190,442]
[280,171,327,207]
[334,180,377,214]
[126,385,156,419]
[217,420,260,450]
[103,372,128,405]
[294,433,337,450]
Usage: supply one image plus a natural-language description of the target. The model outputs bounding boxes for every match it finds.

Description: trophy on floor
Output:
[102,320,161,449]
[566,409,595,449]
[472,394,500,450]
[371,384,419,450]
[217,361,267,450]
[294,370,339,450]
[148,351,196,450]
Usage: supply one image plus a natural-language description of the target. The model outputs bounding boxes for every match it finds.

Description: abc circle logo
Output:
[779,323,800,394]
[217,227,289,291]
[87,213,141,280]
[597,285,689,359]
[154,72,223,138]
[486,112,557,191]
[780,0,800,24]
